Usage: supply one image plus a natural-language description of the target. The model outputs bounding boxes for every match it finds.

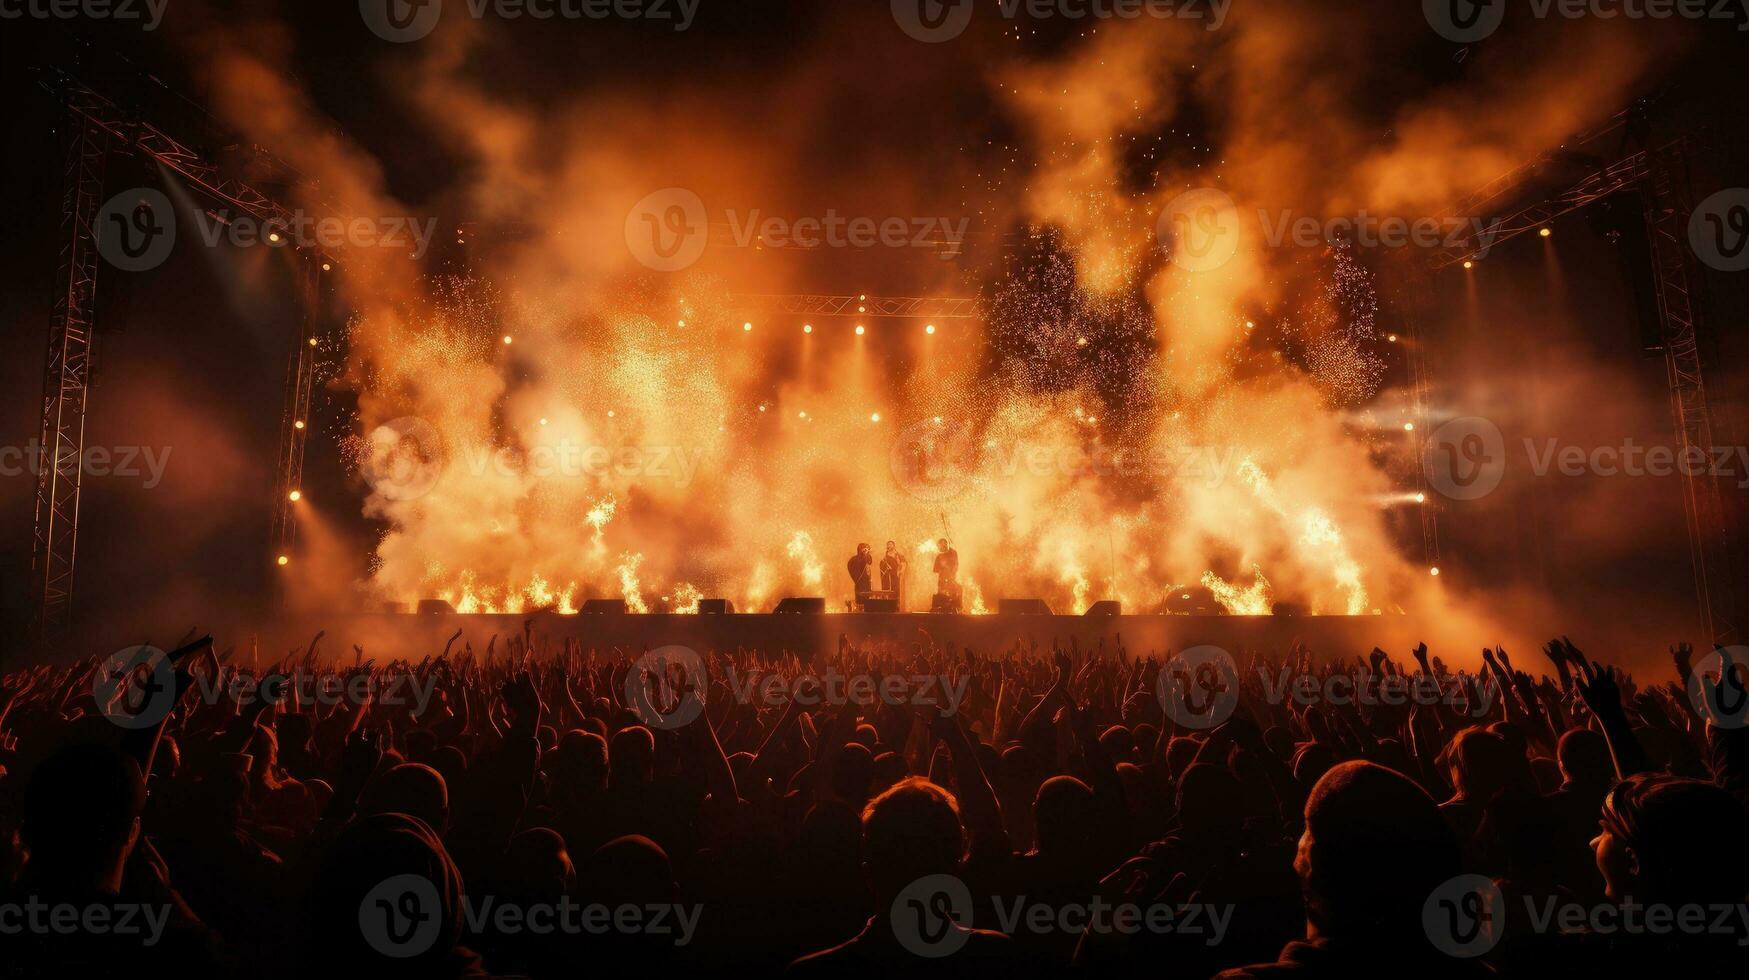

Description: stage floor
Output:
[241,611,1420,662]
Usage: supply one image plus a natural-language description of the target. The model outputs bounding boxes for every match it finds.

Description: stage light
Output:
[1387,333,1398,343]
[743,322,753,331]
[798,410,808,419]
[1076,336,1089,347]
[925,324,936,335]
[933,416,943,424]
[857,305,866,313]
[1403,422,1415,432]
[320,262,332,271]
[1462,260,1474,269]
[503,335,514,345]
[677,319,686,327]
[1539,227,1552,237]
[870,412,881,423]
[294,420,306,430]
[607,409,616,418]
[308,337,319,347]
[855,325,866,335]
[267,231,282,243]
[758,404,767,413]
[1429,566,1441,576]
[277,555,289,566]
[803,324,813,334]
[1415,492,1426,503]
[539,417,548,426]
[859,294,867,301]
[288,490,302,502]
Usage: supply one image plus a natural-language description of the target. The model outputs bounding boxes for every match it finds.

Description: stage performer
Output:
[880,540,907,600]
[933,538,961,611]
[848,543,874,599]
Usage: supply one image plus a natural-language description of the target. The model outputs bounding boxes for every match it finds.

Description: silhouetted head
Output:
[21,741,145,890]
[503,827,576,902]
[553,729,609,794]
[309,812,468,978]
[1593,773,1749,903]
[886,540,898,554]
[1557,729,1613,789]
[582,835,675,907]
[1033,775,1094,855]
[609,725,656,787]
[1297,761,1460,939]
[1444,726,1513,800]
[861,777,965,903]
[360,762,450,833]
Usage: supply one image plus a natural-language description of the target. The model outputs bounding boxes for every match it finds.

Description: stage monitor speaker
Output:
[861,597,899,613]
[774,597,826,614]
[581,599,628,614]
[699,598,735,614]
[1084,600,1121,617]
[998,598,1053,615]
[416,599,455,615]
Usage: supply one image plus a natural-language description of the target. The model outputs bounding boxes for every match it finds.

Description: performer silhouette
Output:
[880,541,907,608]
[932,538,961,612]
[847,543,874,600]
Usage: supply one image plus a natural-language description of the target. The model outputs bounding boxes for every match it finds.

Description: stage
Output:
[227,611,1425,663]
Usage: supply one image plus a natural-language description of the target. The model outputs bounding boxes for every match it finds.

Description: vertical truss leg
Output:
[31,112,108,650]
[270,260,320,564]
[1643,143,1737,645]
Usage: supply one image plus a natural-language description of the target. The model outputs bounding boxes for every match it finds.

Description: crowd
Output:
[0,625,1744,978]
